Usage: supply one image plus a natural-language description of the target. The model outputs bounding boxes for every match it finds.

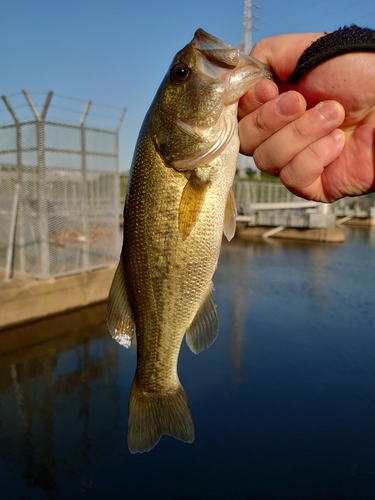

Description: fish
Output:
[107,29,272,454]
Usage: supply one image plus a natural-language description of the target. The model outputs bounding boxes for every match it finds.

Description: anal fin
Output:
[107,257,135,348]
[185,283,219,354]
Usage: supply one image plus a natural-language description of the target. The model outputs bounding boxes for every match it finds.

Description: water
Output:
[0,227,374,499]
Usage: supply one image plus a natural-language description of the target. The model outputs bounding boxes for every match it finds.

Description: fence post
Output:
[3,184,19,281]
[1,95,26,275]
[23,89,52,279]
[79,100,91,270]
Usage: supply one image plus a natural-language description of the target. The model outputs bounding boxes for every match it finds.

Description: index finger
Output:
[238,91,306,156]
[238,79,279,120]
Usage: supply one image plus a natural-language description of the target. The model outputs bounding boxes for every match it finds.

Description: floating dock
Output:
[236,209,345,242]
[236,222,345,242]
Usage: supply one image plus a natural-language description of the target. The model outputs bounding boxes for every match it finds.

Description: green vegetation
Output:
[120,174,128,201]
[243,169,281,183]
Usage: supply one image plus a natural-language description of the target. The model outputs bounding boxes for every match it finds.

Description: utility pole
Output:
[238,0,260,179]
[242,0,259,55]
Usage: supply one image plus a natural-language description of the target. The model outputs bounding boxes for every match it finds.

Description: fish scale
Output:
[107,29,272,453]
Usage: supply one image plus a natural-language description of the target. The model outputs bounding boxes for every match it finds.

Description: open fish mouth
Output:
[193,29,242,69]
[192,28,271,71]
[192,28,273,103]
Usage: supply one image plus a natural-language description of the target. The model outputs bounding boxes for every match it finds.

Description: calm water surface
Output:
[0,227,374,499]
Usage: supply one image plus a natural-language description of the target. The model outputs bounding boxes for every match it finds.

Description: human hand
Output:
[238,33,375,202]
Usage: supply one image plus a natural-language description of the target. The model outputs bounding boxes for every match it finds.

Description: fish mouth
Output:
[193,28,273,103]
[193,29,242,69]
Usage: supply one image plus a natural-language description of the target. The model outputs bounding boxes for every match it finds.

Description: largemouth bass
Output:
[107,29,271,453]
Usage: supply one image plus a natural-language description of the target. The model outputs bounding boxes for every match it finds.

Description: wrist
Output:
[288,25,375,83]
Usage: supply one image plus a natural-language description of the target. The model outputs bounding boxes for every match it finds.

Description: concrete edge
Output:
[0,267,116,331]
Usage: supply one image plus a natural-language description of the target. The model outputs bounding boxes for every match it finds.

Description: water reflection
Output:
[0,304,121,498]
[0,228,374,499]
[217,234,345,364]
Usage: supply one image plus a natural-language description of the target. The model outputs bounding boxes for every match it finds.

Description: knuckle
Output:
[253,109,269,134]
[279,164,299,188]
[252,149,263,169]
[289,118,309,140]
[253,147,280,175]
[307,142,324,163]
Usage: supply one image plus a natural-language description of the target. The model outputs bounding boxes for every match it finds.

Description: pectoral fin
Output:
[178,172,209,241]
[107,257,135,348]
[223,188,237,241]
[186,284,219,354]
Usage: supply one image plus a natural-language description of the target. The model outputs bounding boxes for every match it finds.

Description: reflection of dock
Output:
[0,303,122,498]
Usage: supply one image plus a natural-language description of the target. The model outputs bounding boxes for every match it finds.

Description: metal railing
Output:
[233,180,318,214]
[233,180,375,217]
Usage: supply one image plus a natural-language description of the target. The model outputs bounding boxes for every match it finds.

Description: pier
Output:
[233,180,375,241]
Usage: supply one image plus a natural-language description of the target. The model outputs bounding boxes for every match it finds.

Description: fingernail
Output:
[316,101,339,121]
[253,85,267,104]
[275,93,299,117]
[332,129,344,144]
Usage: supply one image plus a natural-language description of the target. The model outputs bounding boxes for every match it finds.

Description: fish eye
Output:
[170,63,190,83]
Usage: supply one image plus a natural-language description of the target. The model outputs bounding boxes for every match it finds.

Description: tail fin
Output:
[127,381,195,454]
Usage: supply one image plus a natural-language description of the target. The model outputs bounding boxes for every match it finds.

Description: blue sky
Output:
[1,0,374,172]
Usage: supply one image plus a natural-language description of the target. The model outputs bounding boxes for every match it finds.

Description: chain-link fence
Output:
[0,90,125,279]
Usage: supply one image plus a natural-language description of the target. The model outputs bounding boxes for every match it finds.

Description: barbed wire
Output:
[2,90,125,111]
[48,104,121,120]
[52,92,125,111]
[0,90,126,129]
[3,91,24,99]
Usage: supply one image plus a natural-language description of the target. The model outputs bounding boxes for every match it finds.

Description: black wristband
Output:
[288,25,375,84]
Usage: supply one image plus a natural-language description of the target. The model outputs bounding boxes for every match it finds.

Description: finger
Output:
[279,129,346,201]
[239,91,306,156]
[238,79,279,120]
[253,100,345,175]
